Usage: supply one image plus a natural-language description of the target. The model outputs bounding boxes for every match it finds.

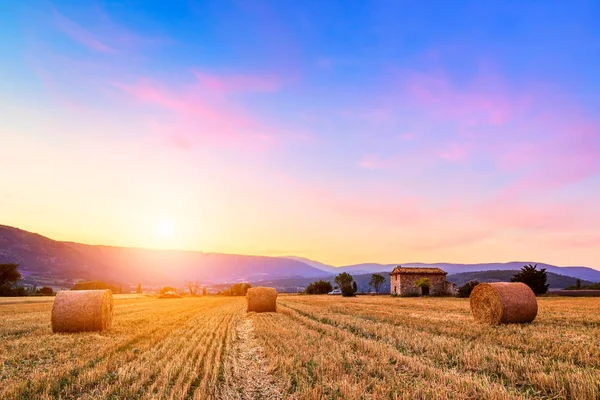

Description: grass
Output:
[1,295,599,399]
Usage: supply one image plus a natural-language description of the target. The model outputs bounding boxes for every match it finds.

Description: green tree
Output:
[511,264,549,295]
[414,278,431,295]
[37,286,54,296]
[352,281,358,293]
[202,287,207,296]
[335,272,355,297]
[457,281,479,298]
[575,279,581,290]
[136,283,142,294]
[0,263,23,296]
[305,280,333,295]
[0,263,21,288]
[368,273,386,294]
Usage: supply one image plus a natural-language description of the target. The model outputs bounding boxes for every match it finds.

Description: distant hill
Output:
[257,269,594,293]
[283,256,339,274]
[65,242,329,284]
[332,262,600,282]
[446,270,596,289]
[1,224,599,290]
[292,260,600,282]
[0,225,105,279]
[0,225,328,287]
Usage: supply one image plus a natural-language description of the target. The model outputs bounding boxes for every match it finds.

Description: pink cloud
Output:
[492,120,600,197]
[398,132,415,141]
[193,71,280,94]
[319,194,424,227]
[114,72,284,150]
[347,67,600,193]
[357,154,396,170]
[405,70,532,126]
[276,174,424,226]
[553,235,600,249]
[407,229,492,251]
[474,194,600,233]
[437,141,471,162]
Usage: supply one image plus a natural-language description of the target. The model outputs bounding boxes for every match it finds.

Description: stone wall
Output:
[390,274,449,296]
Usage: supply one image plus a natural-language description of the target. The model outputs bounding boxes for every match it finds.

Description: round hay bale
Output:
[246,287,277,313]
[51,290,114,333]
[470,282,537,325]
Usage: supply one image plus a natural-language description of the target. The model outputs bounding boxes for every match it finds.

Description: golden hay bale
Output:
[51,290,114,333]
[246,287,277,313]
[469,282,537,325]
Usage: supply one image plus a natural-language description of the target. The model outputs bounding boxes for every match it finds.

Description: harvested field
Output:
[550,290,600,297]
[1,295,599,399]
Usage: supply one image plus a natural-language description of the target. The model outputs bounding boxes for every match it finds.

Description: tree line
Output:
[0,263,55,296]
[304,272,386,297]
[304,264,553,298]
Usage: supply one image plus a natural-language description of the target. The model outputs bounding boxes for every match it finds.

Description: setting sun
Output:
[155,218,174,238]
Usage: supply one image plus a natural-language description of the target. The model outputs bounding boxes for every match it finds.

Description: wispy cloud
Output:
[52,9,113,53]
[114,71,284,150]
[348,67,600,187]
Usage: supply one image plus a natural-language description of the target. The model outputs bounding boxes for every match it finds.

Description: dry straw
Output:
[470,282,537,325]
[51,289,114,333]
[246,287,277,313]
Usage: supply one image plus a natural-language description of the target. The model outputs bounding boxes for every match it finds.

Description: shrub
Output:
[222,283,251,296]
[305,280,333,295]
[457,281,480,298]
[72,281,122,294]
[0,286,26,297]
[37,286,54,296]
[565,282,600,290]
[160,286,177,295]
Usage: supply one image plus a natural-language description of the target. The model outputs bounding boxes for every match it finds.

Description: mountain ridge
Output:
[1,224,599,288]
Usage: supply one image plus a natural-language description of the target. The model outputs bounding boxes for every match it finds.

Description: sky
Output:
[1,1,600,268]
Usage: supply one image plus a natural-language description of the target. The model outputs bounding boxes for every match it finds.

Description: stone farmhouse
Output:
[390,266,456,296]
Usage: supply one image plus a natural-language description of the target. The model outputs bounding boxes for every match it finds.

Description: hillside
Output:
[65,242,329,284]
[332,262,600,282]
[0,225,106,279]
[0,225,328,287]
[254,269,598,293]
[1,224,599,290]
[283,257,600,282]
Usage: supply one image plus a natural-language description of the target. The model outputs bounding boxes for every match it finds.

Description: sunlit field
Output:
[1,295,599,399]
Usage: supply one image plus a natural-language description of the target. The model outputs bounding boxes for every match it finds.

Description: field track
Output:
[1,295,599,399]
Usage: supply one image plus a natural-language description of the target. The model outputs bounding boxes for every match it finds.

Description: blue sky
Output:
[1,0,600,267]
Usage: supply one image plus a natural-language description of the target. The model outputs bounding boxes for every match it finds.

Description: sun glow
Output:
[155,218,174,238]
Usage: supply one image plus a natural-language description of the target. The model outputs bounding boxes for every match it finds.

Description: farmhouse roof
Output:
[390,266,447,275]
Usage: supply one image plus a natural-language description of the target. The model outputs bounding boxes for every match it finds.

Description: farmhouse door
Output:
[421,286,430,296]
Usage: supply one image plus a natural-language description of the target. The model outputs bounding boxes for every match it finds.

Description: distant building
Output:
[390,266,456,296]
